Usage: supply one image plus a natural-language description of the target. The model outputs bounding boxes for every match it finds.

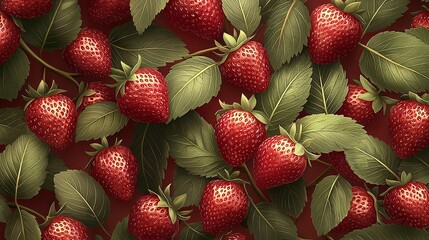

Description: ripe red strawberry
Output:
[322,152,364,184]
[412,11,429,29]
[41,216,88,240]
[24,81,77,150]
[332,186,377,234]
[0,10,20,64]
[224,232,247,240]
[76,81,116,113]
[64,29,111,78]
[0,0,53,18]
[308,2,362,64]
[164,0,224,40]
[89,0,131,26]
[200,179,249,234]
[88,138,138,201]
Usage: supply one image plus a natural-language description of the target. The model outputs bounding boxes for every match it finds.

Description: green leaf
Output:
[109,23,188,69]
[247,202,297,240]
[5,210,41,240]
[358,0,409,35]
[112,217,136,240]
[359,31,429,93]
[222,0,261,35]
[345,135,400,185]
[295,114,366,153]
[406,27,429,45]
[311,175,352,236]
[180,222,213,240]
[264,0,310,70]
[54,170,110,227]
[0,49,30,101]
[75,102,129,142]
[0,108,27,144]
[256,52,312,135]
[173,167,209,207]
[95,235,103,240]
[166,112,231,177]
[343,224,429,240]
[0,134,49,199]
[130,0,168,34]
[304,62,348,114]
[399,148,429,184]
[131,123,169,194]
[167,56,222,121]
[268,178,307,218]
[260,0,279,16]
[0,195,11,223]
[21,0,82,51]
[42,154,68,191]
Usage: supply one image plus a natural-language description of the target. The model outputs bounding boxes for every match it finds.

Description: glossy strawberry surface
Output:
[0,10,20,64]
[89,0,131,26]
[411,11,429,29]
[41,216,88,240]
[0,0,53,18]
[77,81,116,113]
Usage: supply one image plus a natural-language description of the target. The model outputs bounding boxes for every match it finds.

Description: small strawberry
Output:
[322,152,364,184]
[389,92,429,158]
[64,28,111,78]
[308,0,362,64]
[164,0,224,40]
[223,232,247,240]
[76,81,116,113]
[87,137,138,201]
[215,94,267,167]
[411,8,429,29]
[24,80,77,150]
[111,55,169,123]
[41,216,88,240]
[89,0,131,26]
[0,0,53,18]
[0,10,20,64]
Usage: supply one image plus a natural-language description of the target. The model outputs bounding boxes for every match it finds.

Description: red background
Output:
[0,0,424,239]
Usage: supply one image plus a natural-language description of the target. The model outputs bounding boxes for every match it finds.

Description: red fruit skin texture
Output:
[0,11,20,64]
[332,186,377,234]
[224,232,247,240]
[77,81,116,113]
[337,84,381,126]
[308,3,362,65]
[64,29,111,78]
[90,145,138,201]
[215,109,266,167]
[384,181,429,228]
[164,0,224,40]
[220,41,271,93]
[89,0,131,26]
[388,100,429,158]
[200,180,249,234]
[253,135,307,189]
[25,94,77,150]
[128,194,179,240]
[411,12,429,29]
[322,152,364,184]
[117,68,169,123]
[41,216,89,240]
[0,0,53,18]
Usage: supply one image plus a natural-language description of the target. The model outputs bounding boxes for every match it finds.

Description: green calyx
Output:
[331,0,363,14]
[76,82,96,109]
[381,172,413,196]
[215,30,253,64]
[150,184,192,224]
[218,169,248,185]
[280,125,320,163]
[39,202,66,228]
[216,94,270,125]
[23,80,66,109]
[86,137,122,157]
[356,75,398,114]
[405,91,429,106]
[110,55,142,97]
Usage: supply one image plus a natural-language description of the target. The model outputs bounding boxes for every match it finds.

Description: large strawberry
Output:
[87,137,138,201]
[308,0,362,65]
[215,94,267,167]
[412,8,429,29]
[0,0,53,18]
[223,232,247,240]
[24,80,77,149]
[89,0,131,26]
[164,0,224,40]
[76,81,116,113]
[111,55,169,123]
[41,216,88,240]
[0,10,20,64]
[64,28,111,78]
[389,92,429,158]
[322,152,364,184]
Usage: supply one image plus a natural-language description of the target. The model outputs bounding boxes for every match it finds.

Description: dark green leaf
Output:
[406,27,429,45]
[222,0,261,35]
[112,217,136,240]
[0,195,11,223]
[0,49,30,100]
[399,148,429,184]
[180,222,213,240]
[0,108,26,144]
[5,210,40,240]
[42,154,68,191]
[268,178,307,218]
[260,0,278,16]
[130,0,168,34]
[173,167,209,207]
[95,235,103,240]
[343,224,429,240]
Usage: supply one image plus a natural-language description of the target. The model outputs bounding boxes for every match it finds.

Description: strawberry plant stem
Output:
[241,163,269,202]
[315,159,331,166]
[7,202,46,221]
[184,46,223,60]
[306,166,333,189]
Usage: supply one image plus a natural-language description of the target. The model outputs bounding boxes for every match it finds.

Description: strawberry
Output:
[0,0,53,18]
[215,94,267,167]
[87,137,138,201]
[332,186,377,234]
[223,232,247,240]
[388,93,429,158]
[24,81,77,150]
[111,56,169,123]
[63,28,111,78]
[0,10,20,64]
[89,0,131,26]
[41,216,88,240]
[322,152,364,184]
[76,81,116,113]
[411,11,429,29]
[308,1,362,65]
[164,0,224,40]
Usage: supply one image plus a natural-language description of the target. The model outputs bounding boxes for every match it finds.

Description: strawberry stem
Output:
[241,163,269,202]
[306,166,333,189]
[183,46,225,60]
[7,202,46,221]
[315,159,331,167]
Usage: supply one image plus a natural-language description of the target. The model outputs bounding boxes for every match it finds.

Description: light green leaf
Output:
[5,210,40,240]
[109,23,188,69]
[0,108,27,144]
[360,31,429,93]
[0,49,30,101]
[54,170,110,227]
[268,178,307,218]
[304,62,348,114]
[0,134,49,199]
[21,0,82,51]
[167,56,221,121]
[112,217,136,240]
[399,148,429,184]
[180,222,213,240]
[264,0,310,70]
[311,175,352,236]
[0,195,11,223]
[222,0,261,35]
[42,154,68,191]
[173,167,209,207]
[406,27,429,45]
[130,0,168,34]
[343,224,429,240]
[75,102,129,142]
